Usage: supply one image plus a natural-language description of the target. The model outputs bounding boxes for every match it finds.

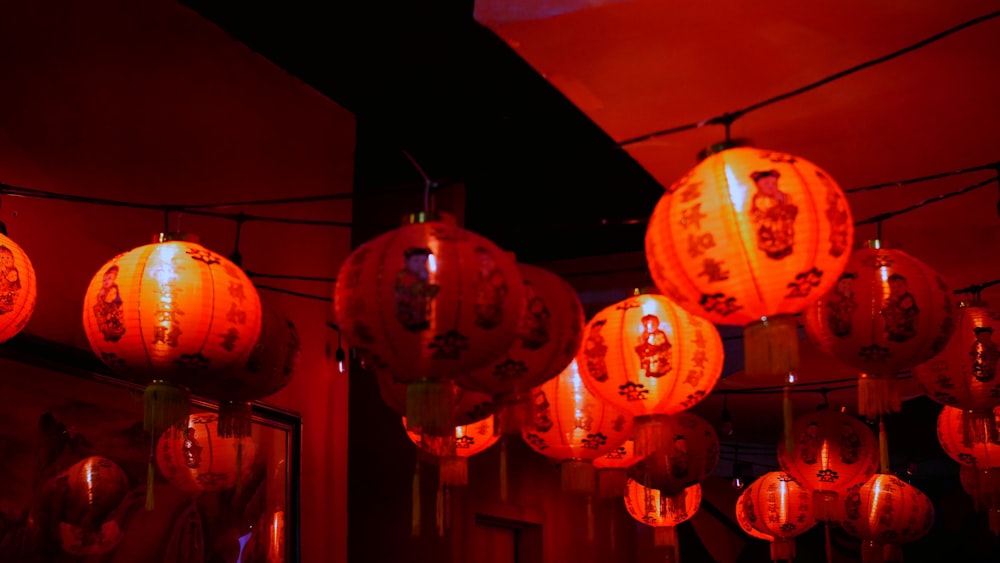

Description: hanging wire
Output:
[846,162,1000,194]
[402,149,437,213]
[616,9,1000,147]
[245,271,337,283]
[853,176,997,226]
[255,284,332,302]
[229,213,246,267]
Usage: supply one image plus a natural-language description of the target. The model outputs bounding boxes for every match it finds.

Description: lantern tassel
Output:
[610,506,616,553]
[500,437,509,502]
[861,540,884,563]
[884,544,904,562]
[145,461,155,511]
[217,401,253,439]
[825,521,833,563]
[143,381,190,436]
[783,380,794,454]
[962,408,999,447]
[858,374,901,421]
[633,414,672,458]
[436,482,445,537]
[742,315,799,382]
[770,538,796,562]
[988,509,1000,536]
[441,456,468,487]
[653,525,678,547]
[406,379,455,437]
[586,494,595,543]
[411,460,421,537]
[561,460,596,494]
[879,420,890,474]
[444,485,452,532]
[598,468,629,499]
[235,440,244,498]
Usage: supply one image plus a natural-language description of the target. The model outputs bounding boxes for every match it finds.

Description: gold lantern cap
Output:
[401,211,457,226]
[696,138,753,161]
[153,232,200,244]
[864,239,883,250]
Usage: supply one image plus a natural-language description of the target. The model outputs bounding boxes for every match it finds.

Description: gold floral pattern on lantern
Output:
[0,231,36,344]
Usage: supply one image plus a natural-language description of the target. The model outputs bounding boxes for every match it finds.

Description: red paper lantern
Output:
[82,233,263,436]
[377,370,494,431]
[52,456,129,557]
[736,471,816,561]
[914,303,1000,445]
[936,405,1000,468]
[156,412,256,493]
[803,241,955,418]
[577,291,723,457]
[736,490,775,541]
[645,145,853,380]
[777,409,879,520]
[334,212,524,436]
[0,231,36,344]
[626,411,720,496]
[594,437,637,498]
[624,480,701,561]
[522,359,633,494]
[960,465,1000,535]
[404,415,499,486]
[458,262,584,434]
[840,474,934,562]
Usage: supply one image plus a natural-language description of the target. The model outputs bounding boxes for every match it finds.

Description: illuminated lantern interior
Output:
[0,231,37,344]
[156,412,257,494]
[623,479,701,562]
[736,471,816,561]
[839,474,934,563]
[404,415,499,486]
[54,456,130,557]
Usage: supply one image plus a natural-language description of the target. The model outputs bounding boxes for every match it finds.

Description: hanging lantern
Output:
[624,479,701,562]
[645,145,853,381]
[404,415,499,487]
[626,411,720,496]
[457,261,584,435]
[377,370,494,430]
[156,412,257,494]
[736,489,775,542]
[735,471,816,561]
[522,359,633,494]
[334,211,524,436]
[839,474,934,563]
[914,302,1000,445]
[576,291,724,457]
[777,409,879,521]
[82,233,263,437]
[594,438,638,498]
[803,241,955,418]
[188,296,301,439]
[52,456,129,557]
[936,405,1000,468]
[960,465,1000,535]
[0,230,37,344]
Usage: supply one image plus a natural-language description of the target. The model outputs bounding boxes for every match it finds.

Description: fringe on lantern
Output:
[500,438,509,502]
[813,490,839,522]
[406,379,456,437]
[770,538,796,562]
[825,521,833,563]
[653,525,678,548]
[235,440,244,498]
[586,495,595,543]
[436,483,445,537]
[440,456,468,487]
[146,462,156,511]
[783,382,794,454]
[217,401,254,439]
[962,408,999,447]
[742,315,799,382]
[411,460,422,537]
[497,393,530,436]
[561,460,596,494]
[879,420,890,474]
[634,415,673,458]
[598,469,629,499]
[883,544,904,562]
[143,381,190,435]
[610,507,617,552]
[861,540,884,563]
[858,374,901,421]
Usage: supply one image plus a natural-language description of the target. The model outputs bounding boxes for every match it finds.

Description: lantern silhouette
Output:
[0,230,36,344]
[626,411,719,496]
[914,302,1000,445]
[840,474,934,563]
[645,145,853,381]
[458,261,584,434]
[157,412,256,494]
[736,471,816,561]
[522,359,633,493]
[377,370,494,431]
[936,405,1000,468]
[803,241,955,418]
[577,291,723,457]
[777,409,879,521]
[334,211,524,436]
[624,479,701,562]
[83,234,263,437]
[960,465,1000,535]
[404,415,499,486]
[594,438,638,498]
[52,456,129,557]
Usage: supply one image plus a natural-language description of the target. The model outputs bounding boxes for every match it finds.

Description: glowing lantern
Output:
[156,412,256,494]
[53,456,129,557]
[736,491,775,542]
[522,359,633,494]
[83,234,263,436]
[458,262,584,434]
[803,241,955,418]
[577,291,723,457]
[914,302,1000,445]
[645,145,853,381]
[0,230,36,344]
[334,211,524,436]
[404,415,499,486]
[377,370,494,430]
[624,480,701,562]
[839,474,934,562]
[777,409,879,520]
[735,471,816,561]
[936,405,1000,468]
[626,411,720,496]
[960,465,1000,535]
[594,438,638,498]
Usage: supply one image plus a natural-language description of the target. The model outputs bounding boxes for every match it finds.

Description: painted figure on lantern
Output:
[669,435,690,478]
[971,326,1000,382]
[394,247,439,332]
[798,422,821,465]
[749,169,798,260]
[823,178,851,258]
[827,273,858,338]
[583,319,609,381]
[183,427,203,469]
[635,314,672,377]
[532,389,553,432]
[0,245,21,314]
[94,265,126,342]
[881,273,919,342]
[474,246,508,329]
[520,283,552,350]
[839,422,861,464]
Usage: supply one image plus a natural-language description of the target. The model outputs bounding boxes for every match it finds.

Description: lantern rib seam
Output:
[720,161,766,315]
[789,163,823,311]
[664,303,683,415]
[136,250,153,370]
[201,256,218,364]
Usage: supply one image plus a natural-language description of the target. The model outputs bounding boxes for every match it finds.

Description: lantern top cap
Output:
[696,138,753,162]
[152,232,200,244]
[402,211,457,225]
[958,300,989,309]
[864,239,884,250]
[631,286,660,297]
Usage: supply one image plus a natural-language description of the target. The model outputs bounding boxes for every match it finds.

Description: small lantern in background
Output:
[839,473,934,562]
[736,471,816,561]
[0,229,37,344]
[623,479,701,563]
[157,412,256,494]
[404,415,499,487]
[626,411,719,496]
[52,456,129,557]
